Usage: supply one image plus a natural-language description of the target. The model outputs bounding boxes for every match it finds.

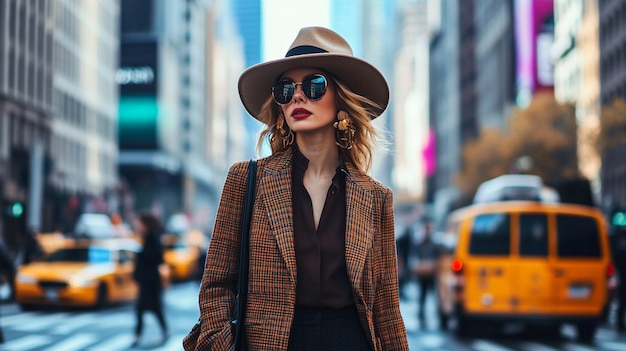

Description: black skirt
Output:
[287,305,373,351]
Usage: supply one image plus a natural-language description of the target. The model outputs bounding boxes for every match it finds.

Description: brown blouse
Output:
[292,147,354,308]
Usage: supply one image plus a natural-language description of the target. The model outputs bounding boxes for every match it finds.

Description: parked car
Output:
[15,238,141,309]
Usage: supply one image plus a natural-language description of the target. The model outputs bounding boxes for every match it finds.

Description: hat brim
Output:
[238,53,389,120]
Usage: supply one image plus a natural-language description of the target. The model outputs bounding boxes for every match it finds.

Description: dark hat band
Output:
[286,45,328,57]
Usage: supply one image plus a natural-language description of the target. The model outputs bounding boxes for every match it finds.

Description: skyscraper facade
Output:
[118,0,219,224]
[599,0,626,210]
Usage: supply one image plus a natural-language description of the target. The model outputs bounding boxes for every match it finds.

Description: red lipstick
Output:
[291,108,311,119]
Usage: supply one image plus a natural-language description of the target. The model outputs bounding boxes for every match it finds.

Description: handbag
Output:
[183,159,257,351]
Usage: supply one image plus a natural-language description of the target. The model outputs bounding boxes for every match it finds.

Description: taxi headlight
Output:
[16,274,36,284]
[69,276,94,288]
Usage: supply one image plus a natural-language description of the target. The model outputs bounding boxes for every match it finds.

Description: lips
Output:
[291,108,312,119]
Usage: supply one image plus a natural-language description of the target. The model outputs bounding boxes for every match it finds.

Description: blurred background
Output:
[0,0,626,350]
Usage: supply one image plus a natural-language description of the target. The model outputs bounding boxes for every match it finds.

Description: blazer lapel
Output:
[260,150,298,284]
[344,163,374,293]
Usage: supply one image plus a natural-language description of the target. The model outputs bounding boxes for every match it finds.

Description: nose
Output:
[292,82,305,102]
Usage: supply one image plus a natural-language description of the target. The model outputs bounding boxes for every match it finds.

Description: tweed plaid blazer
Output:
[194,148,408,351]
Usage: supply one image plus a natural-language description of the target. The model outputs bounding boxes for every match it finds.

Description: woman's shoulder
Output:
[346,164,392,196]
[226,151,290,180]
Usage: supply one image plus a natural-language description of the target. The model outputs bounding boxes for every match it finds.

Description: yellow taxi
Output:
[162,235,200,281]
[15,238,141,309]
[36,231,75,254]
[437,201,613,341]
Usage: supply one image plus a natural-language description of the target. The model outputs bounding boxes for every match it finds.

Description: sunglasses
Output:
[272,74,328,105]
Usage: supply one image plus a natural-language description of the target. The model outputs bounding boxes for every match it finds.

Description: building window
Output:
[9,1,16,39]
[0,112,7,157]
[28,62,35,99]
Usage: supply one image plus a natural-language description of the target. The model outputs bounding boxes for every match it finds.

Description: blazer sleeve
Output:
[373,188,409,350]
[193,161,250,350]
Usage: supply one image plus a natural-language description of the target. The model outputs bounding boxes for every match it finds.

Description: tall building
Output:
[118,0,219,226]
[363,0,398,189]
[459,0,478,145]
[512,0,555,106]
[554,0,601,198]
[0,0,55,249]
[232,0,263,154]
[391,0,432,201]
[599,0,626,208]
[233,0,262,69]
[51,0,120,224]
[0,0,120,242]
[475,0,516,130]
[554,0,583,104]
[429,0,461,224]
[205,0,248,177]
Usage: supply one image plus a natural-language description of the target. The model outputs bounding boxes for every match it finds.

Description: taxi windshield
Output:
[46,248,112,263]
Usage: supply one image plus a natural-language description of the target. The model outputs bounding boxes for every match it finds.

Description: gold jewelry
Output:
[277,112,294,148]
[333,110,355,149]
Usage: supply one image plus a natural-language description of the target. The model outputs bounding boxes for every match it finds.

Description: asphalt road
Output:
[0,281,625,350]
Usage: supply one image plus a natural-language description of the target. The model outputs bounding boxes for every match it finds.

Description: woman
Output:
[194,26,408,350]
[132,212,168,347]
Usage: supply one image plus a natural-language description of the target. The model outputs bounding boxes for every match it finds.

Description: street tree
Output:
[454,128,514,200]
[596,97,626,156]
[455,92,579,200]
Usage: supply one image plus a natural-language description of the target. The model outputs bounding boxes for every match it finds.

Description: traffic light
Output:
[613,210,626,227]
[2,201,24,218]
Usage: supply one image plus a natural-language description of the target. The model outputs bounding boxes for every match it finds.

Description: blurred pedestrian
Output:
[0,244,16,344]
[189,27,408,350]
[396,224,413,300]
[612,225,626,332]
[131,212,168,347]
[0,244,16,301]
[409,218,439,327]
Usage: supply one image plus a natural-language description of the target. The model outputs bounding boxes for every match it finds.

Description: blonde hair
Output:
[256,74,382,173]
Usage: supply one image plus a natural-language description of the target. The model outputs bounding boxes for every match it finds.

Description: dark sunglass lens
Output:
[273,81,294,104]
[303,75,327,100]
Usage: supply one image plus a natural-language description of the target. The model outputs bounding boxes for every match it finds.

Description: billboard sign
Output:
[514,0,554,107]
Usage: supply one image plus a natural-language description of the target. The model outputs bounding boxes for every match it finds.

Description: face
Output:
[274,68,337,136]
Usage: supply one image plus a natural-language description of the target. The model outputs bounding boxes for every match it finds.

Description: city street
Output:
[0,280,625,350]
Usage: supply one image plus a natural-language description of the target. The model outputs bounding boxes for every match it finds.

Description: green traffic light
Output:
[613,212,626,227]
[11,202,24,217]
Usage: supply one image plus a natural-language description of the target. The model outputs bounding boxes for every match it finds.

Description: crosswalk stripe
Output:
[0,335,52,351]
[0,312,41,327]
[415,334,447,348]
[11,313,72,332]
[519,342,560,351]
[152,334,186,351]
[50,313,100,334]
[472,339,516,351]
[45,334,97,351]
[596,327,617,339]
[563,343,599,351]
[80,311,134,329]
[86,334,134,351]
[165,296,198,310]
[600,341,626,351]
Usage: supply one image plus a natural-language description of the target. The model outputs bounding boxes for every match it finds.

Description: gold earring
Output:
[277,112,294,148]
[333,110,355,149]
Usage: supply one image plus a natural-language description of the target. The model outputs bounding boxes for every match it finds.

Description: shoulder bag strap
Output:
[232,159,257,349]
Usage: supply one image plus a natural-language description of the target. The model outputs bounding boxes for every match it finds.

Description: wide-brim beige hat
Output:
[238,26,389,120]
